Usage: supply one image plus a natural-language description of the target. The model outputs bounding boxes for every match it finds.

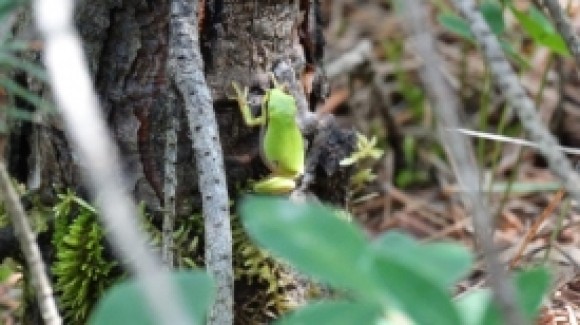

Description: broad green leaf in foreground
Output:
[456,290,493,325]
[373,231,472,288]
[457,267,550,325]
[367,251,462,325]
[515,267,550,320]
[88,271,214,325]
[276,300,383,325]
[240,196,379,300]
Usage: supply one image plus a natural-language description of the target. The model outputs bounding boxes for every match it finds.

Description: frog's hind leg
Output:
[252,176,296,194]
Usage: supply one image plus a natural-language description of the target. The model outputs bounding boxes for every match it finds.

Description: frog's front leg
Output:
[231,81,265,127]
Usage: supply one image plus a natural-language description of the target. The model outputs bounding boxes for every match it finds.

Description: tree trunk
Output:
[7,0,353,323]
[15,0,339,213]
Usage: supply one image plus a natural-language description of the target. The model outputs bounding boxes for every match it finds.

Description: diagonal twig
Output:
[400,1,527,325]
[510,188,565,268]
[0,159,61,325]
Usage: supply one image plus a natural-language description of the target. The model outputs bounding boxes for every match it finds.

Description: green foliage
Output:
[509,4,569,55]
[0,200,6,228]
[0,258,18,282]
[240,197,550,325]
[340,133,384,191]
[0,0,25,20]
[232,213,297,315]
[0,0,53,133]
[438,13,473,40]
[144,210,300,322]
[395,135,429,187]
[456,268,550,325]
[277,301,382,325]
[52,191,118,324]
[437,0,528,67]
[140,210,203,269]
[88,271,214,325]
[438,0,568,58]
[383,40,425,118]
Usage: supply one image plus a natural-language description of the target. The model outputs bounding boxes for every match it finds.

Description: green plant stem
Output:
[477,66,491,171]
[494,54,553,220]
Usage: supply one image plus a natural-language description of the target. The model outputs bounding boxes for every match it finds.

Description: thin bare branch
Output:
[33,1,195,324]
[168,0,233,324]
[0,163,61,325]
[162,100,178,268]
[325,39,373,78]
[399,1,527,325]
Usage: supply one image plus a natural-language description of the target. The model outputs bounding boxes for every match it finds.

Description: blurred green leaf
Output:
[460,267,550,325]
[0,0,24,20]
[366,250,462,325]
[499,38,530,69]
[276,301,382,325]
[403,136,416,166]
[438,0,504,41]
[373,232,472,288]
[456,290,493,325]
[481,0,505,35]
[0,263,14,282]
[88,271,214,325]
[438,12,474,40]
[0,52,48,80]
[0,76,47,108]
[515,267,550,320]
[510,5,569,55]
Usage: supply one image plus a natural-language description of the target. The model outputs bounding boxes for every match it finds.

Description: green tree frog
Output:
[231,75,305,194]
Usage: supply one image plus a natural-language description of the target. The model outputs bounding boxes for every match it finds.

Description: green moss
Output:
[52,192,118,324]
[19,188,306,324]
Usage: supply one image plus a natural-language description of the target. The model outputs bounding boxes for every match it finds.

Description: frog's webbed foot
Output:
[252,176,296,195]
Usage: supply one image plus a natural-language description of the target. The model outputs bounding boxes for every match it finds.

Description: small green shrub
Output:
[240,197,549,325]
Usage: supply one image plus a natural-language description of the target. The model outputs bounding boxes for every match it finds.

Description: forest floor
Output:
[322,1,580,323]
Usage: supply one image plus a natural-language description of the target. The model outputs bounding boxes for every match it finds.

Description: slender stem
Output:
[162,102,178,267]
[0,162,62,325]
[168,1,233,324]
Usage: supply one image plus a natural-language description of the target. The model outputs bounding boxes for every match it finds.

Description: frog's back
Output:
[262,90,304,176]
[262,123,304,176]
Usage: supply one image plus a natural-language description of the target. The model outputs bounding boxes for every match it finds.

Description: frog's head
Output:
[266,88,297,120]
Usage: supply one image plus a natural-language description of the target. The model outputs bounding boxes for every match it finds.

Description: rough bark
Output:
[7,0,352,323]
[10,0,336,210]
